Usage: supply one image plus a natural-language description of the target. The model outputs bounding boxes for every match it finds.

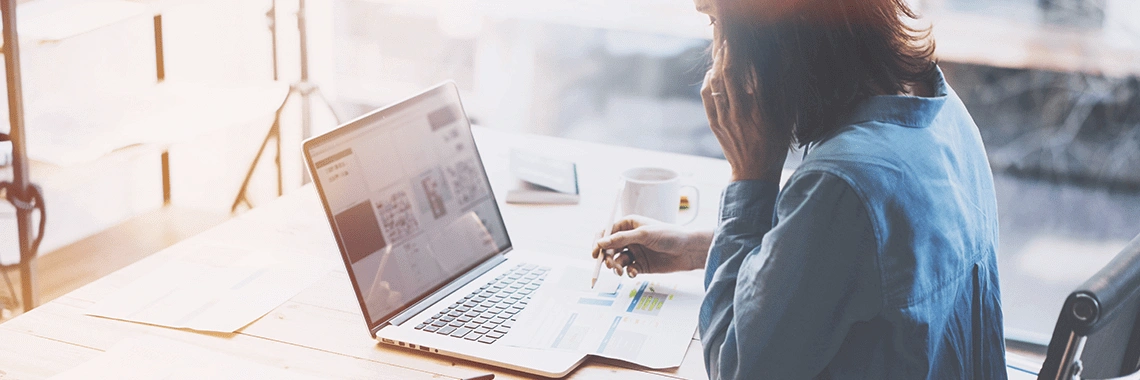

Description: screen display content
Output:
[308,89,510,325]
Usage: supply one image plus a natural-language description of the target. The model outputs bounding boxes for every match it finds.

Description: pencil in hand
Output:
[591,180,625,288]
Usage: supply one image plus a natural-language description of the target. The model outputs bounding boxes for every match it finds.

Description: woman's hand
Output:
[590,215,713,278]
[702,35,791,182]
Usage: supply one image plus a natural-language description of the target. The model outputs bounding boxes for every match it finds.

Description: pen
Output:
[461,374,495,380]
[592,180,625,288]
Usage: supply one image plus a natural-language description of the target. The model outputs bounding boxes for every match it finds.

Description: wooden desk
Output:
[0,127,729,379]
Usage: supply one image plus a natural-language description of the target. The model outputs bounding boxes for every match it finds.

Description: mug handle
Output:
[679,185,700,225]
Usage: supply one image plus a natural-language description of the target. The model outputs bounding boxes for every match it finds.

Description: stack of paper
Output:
[85,249,335,333]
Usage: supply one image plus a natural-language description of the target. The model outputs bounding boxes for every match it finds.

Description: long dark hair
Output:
[719,0,938,146]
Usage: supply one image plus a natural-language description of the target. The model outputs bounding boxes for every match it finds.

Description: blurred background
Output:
[1,0,1138,353]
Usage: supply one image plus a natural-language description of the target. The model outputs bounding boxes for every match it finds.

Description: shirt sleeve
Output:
[700,170,881,379]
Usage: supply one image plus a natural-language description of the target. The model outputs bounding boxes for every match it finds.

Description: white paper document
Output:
[502,268,703,369]
[50,335,321,380]
[85,250,335,333]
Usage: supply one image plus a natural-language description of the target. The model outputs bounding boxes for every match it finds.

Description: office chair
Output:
[1038,233,1140,380]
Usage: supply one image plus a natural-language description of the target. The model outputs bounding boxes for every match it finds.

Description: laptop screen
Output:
[304,83,511,327]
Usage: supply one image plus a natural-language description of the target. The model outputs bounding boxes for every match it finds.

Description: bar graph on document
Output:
[625,282,670,316]
[501,274,703,369]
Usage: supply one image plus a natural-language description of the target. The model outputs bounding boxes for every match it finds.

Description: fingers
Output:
[611,247,649,278]
[596,228,647,252]
[611,249,632,276]
[701,69,719,126]
[703,40,730,138]
[709,40,727,93]
[592,217,629,259]
[719,43,744,101]
[590,216,663,267]
[594,215,655,251]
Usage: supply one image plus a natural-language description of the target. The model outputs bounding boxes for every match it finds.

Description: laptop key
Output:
[415,323,428,330]
[430,320,448,328]
[464,321,481,329]
[477,336,497,344]
[450,327,472,338]
[474,327,491,335]
[449,320,465,327]
[440,316,455,322]
[457,315,473,323]
[464,333,482,341]
[424,325,440,333]
[486,331,505,339]
[437,326,456,335]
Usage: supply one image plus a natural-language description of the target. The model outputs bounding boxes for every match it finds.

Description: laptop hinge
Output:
[379,254,508,331]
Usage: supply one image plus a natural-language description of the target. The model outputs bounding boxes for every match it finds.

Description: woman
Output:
[591,0,1006,378]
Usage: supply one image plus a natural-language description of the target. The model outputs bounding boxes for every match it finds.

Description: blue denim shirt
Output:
[699,68,1006,379]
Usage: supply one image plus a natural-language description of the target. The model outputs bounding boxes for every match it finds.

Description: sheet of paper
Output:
[502,268,703,369]
[85,249,335,333]
[50,335,321,380]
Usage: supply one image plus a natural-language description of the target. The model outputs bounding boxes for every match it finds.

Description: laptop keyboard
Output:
[414,263,549,344]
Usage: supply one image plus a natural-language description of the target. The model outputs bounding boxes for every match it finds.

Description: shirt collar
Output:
[840,66,949,129]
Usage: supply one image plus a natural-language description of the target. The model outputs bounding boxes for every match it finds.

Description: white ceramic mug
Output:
[619,167,699,224]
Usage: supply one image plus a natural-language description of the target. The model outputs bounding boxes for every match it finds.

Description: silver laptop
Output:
[302,82,587,377]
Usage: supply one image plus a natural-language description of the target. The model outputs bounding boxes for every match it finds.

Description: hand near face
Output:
[700,17,791,182]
